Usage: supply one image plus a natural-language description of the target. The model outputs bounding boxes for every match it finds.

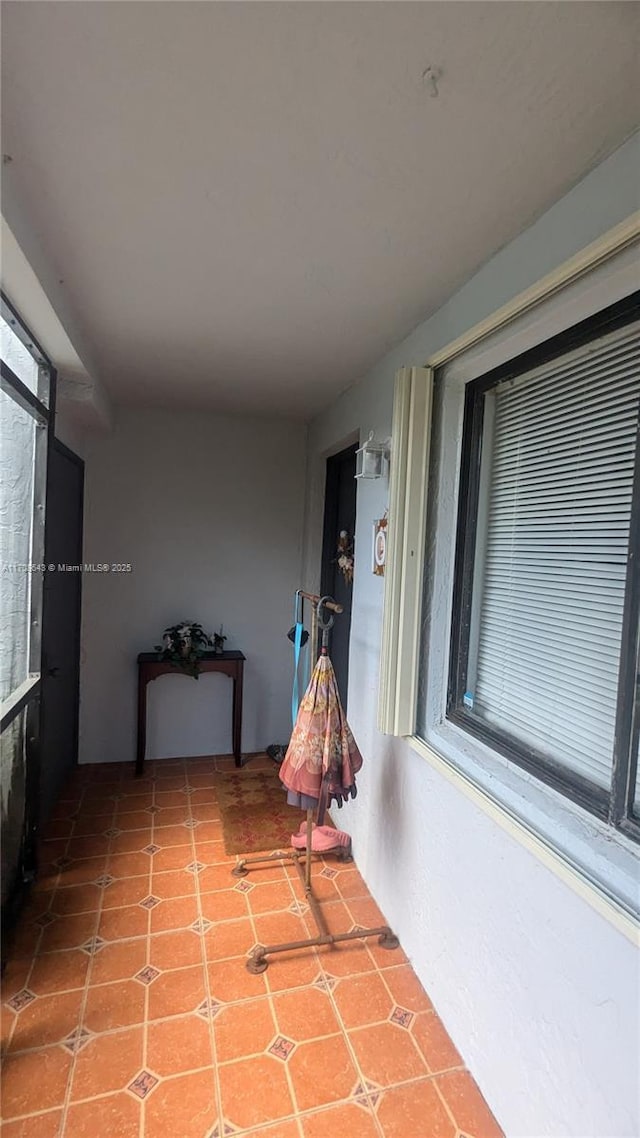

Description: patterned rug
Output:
[213,766,302,855]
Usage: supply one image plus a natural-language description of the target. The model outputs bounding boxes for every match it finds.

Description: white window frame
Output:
[378,213,640,935]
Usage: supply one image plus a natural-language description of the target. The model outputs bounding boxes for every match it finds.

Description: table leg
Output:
[136,674,147,776]
[232,666,243,767]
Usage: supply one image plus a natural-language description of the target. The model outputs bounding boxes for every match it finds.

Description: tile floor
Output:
[1,756,503,1138]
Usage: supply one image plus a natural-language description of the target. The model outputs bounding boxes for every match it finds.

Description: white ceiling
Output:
[1,2,638,420]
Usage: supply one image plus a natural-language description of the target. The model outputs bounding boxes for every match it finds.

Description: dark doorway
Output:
[320,442,358,708]
[40,439,84,823]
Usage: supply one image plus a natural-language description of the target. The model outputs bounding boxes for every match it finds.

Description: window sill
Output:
[409,720,640,942]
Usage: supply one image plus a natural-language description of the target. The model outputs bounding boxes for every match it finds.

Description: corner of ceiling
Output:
[1,178,113,435]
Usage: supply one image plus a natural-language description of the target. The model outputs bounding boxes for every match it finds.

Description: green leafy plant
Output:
[154,621,226,677]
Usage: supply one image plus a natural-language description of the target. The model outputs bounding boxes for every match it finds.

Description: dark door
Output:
[40,440,84,822]
[320,443,357,708]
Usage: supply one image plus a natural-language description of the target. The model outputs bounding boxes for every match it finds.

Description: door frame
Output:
[319,440,358,706]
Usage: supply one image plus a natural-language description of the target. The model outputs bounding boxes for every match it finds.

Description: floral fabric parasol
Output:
[279,652,363,818]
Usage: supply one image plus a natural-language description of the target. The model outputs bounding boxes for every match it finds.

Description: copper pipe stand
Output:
[236,844,400,974]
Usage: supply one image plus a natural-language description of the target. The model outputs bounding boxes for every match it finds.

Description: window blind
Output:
[469,321,640,789]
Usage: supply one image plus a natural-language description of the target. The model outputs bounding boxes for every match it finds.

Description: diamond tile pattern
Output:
[128,1070,159,1099]
[267,1035,296,1061]
[0,756,504,1138]
[139,895,161,910]
[135,966,161,986]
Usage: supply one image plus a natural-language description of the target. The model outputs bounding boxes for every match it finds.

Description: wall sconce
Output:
[355,432,390,480]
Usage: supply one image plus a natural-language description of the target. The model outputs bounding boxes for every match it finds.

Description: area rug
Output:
[213,766,302,855]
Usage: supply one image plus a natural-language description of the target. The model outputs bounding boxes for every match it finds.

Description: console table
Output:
[136,650,245,775]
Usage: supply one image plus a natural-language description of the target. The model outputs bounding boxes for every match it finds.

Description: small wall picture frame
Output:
[373,516,388,576]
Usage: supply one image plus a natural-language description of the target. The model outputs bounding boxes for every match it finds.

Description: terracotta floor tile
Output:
[107,851,153,878]
[144,1070,218,1138]
[187,787,217,806]
[254,911,310,949]
[265,950,321,994]
[301,1101,381,1138]
[147,1013,213,1076]
[28,949,90,996]
[109,830,154,856]
[412,1012,464,1074]
[332,970,395,1030]
[70,1024,144,1099]
[79,797,115,816]
[55,856,107,888]
[150,824,191,848]
[83,978,146,1032]
[1,956,36,1001]
[185,772,216,788]
[213,996,276,1062]
[376,1077,457,1138]
[89,939,148,986]
[272,986,341,1042]
[147,964,207,1020]
[219,1054,294,1131]
[110,810,152,832]
[366,938,408,970]
[347,897,388,929]
[203,917,254,962]
[98,904,149,942]
[154,790,191,809]
[64,1092,140,1138]
[198,863,238,893]
[153,806,191,827]
[189,810,222,830]
[193,821,227,843]
[1,1109,63,1138]
[40,823,72,842]
[207,957,269,1004]
[200,889,249,923]
[38,912,99,954]
[435,1070,504,1138]
[319,900,359,935]
[148,929,203,971]
[49,884,102,917]
[349,1021,427,1087]
[195,839,235,865]
[1,1003,17,1054]
[69,814,113,836]
[316,942,377,978]
[148,846,195,873]
[149,895,198,934]
[305,875,341,902]
[288,1034,359,1112]
[242,1121,300,1138]
[66,835,111,861]
[150,864,195,901]
[1,1046,72,1117]
[100,877,150,909]
[382,965,433,1013]
[336,868,370,900]
[247,880,295,915]
[115,794,154,813]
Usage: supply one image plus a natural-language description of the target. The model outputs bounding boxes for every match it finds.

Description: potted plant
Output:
[155,621,218,677]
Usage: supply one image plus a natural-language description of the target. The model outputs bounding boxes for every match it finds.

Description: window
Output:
[1,293,54,910]
[448,296,640,840]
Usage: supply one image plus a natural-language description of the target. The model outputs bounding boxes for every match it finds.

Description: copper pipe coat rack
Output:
[233,592,399,974]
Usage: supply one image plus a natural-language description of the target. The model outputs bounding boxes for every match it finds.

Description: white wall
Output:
[303,134,640,1138]
[80,409,306,765]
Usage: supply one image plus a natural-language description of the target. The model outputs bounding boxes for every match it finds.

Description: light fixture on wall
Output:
[354,432,390,480]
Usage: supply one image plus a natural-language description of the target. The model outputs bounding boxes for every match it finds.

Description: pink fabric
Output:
[290,824,351,852]
[279,654,363,802]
